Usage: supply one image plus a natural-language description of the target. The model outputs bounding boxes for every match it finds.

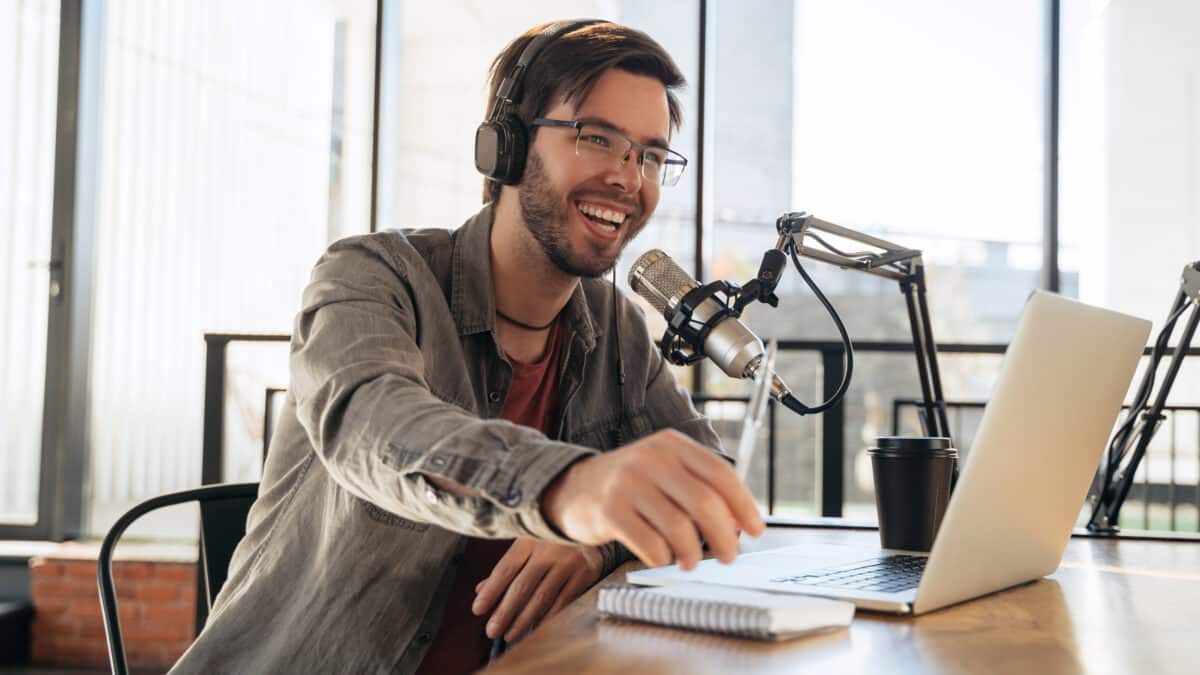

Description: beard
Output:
[517,152,640,279]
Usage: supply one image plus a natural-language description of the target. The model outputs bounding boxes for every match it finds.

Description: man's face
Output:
[517,68,670,278]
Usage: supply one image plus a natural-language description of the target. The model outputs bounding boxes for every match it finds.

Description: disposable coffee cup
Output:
[869,436,958,552]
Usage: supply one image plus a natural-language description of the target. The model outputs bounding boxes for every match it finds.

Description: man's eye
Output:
[581,134,611,148]
[643,151,666,166]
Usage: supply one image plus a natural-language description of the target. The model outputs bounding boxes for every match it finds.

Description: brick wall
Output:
[29,546,197,671]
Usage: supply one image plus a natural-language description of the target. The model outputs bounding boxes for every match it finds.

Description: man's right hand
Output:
[540,429,765,570]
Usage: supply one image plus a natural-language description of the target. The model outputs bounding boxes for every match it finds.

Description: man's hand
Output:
[472,538,604,642]
[541,429,765,571]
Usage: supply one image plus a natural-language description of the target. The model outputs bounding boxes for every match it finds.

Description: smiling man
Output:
[170,20,762,675]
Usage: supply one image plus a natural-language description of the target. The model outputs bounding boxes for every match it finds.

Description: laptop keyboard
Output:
[769,554,927,594]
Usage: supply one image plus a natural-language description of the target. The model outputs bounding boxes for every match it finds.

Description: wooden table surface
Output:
[483,527,1200,675]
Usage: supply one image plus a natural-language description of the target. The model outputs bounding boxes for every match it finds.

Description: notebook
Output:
[597,582,854,640]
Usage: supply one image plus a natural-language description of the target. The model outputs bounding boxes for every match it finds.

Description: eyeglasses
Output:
[530,117,688,187]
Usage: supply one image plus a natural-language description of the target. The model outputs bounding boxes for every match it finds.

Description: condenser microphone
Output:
[628,249,766,380]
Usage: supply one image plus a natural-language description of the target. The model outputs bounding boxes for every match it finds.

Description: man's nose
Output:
[603,151,643,193]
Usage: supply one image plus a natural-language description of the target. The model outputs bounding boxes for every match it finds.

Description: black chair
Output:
[97,482,259,675]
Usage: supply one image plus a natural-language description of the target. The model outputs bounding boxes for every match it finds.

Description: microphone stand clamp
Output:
[658,280,745,367]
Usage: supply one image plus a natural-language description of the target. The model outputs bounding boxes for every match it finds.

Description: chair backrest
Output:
[97,482,259,675]
[197,493,257,618]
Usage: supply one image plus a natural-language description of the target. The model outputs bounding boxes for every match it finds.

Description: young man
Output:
[171,21,762,674]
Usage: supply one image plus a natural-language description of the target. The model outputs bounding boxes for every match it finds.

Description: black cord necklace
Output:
[496,307,557,331]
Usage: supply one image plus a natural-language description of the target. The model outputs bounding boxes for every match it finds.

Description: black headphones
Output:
[474,19,603,187]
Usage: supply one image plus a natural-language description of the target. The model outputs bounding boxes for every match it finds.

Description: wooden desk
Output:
[484,528,1200,674]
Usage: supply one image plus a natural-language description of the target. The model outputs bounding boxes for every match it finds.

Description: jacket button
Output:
[503,490,522,507]
[430,455,447,467]
[488,391,501,403]
[416,631,432,644]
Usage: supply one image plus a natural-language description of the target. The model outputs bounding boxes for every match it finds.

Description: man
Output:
[172,20,762,674]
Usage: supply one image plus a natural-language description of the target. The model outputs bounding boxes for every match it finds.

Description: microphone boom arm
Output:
[761,212,952,440]
[1087,261,1200,533]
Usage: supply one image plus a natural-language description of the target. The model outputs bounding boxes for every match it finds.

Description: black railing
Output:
[894,398,1200,533]
[202,334,1200,533]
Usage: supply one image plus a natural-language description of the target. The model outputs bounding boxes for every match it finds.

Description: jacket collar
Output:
[450,203,598,351]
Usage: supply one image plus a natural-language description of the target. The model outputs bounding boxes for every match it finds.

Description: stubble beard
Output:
[518,152,638,279]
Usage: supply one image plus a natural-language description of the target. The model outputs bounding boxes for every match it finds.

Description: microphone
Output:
[628,249,765,380]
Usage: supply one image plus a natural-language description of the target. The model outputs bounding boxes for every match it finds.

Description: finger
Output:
[672,443,765,537]
[474,540,531,616]
[609,507,672,568]
[486,559,551,640]
[504,565,572,641]
[634,489,704,570]
[655,471,741,564]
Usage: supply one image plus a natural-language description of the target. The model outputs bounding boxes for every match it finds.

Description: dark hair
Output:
[481,21,686,203]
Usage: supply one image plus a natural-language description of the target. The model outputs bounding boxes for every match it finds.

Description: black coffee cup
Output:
[869,436,958,552]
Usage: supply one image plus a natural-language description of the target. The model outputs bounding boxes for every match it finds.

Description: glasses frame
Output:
[530,117,688,187]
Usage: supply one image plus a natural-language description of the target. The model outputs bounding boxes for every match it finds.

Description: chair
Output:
[97,482,259,675]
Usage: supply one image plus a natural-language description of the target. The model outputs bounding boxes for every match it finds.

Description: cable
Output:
[777,238,855,415]
[803,232,879,260]
[801,232,909,275]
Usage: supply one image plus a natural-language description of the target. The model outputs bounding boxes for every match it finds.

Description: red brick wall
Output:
[30,556,197,670]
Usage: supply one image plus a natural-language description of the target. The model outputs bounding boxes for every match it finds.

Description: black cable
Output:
[612,266,626,446]
[802,232,908,274]
[777,239,855,415]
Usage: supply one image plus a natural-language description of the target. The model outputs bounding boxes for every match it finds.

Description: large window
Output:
[83,0,378,537]
[0,0,60,527]
[1060,0,1200,531]
[703,0,1047,518]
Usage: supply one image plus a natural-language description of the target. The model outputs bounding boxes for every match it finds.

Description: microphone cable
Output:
[775,236,855,415]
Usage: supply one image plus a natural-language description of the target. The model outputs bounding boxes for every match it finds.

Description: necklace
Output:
[496,307,557,331]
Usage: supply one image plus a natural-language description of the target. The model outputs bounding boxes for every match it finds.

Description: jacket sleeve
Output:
[594,305,738,576]
[289,237,593,543]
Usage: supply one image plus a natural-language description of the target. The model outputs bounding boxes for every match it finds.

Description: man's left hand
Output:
[472,538,604,642]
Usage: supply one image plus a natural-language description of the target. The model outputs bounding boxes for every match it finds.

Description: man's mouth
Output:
[575,200,628,233]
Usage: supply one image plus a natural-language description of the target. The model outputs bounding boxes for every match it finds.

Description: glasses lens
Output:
[575,125,622,158]
[661,156,686,186]
[639,148,666,185]
[574,123,686,187]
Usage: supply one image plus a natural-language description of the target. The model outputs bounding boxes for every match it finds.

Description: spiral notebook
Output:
[597,583,855,640]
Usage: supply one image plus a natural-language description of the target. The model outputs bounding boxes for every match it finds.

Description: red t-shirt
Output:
[416,318,565,674]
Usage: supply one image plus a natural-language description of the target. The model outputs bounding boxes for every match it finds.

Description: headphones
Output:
[475,19,603,187]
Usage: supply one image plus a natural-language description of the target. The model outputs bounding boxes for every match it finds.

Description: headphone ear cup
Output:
[496,118,528,185]
[474,121,505,179]
[474,116,528,185]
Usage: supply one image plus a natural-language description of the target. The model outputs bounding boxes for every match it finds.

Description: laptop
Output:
[628,291,1151,614]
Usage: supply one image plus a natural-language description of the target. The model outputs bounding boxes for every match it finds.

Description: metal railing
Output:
[893,398,1200,533]
[202,334,1200,533]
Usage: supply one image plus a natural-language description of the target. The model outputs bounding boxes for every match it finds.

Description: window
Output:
[705,0,1046,517]
[1061,0,1200,531]
[0,0,60,527]
[84,1,378,537]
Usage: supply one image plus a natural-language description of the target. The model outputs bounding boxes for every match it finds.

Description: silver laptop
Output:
[628,291,1151,614]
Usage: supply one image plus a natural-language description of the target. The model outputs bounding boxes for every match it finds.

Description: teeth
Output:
[577,201,627,225]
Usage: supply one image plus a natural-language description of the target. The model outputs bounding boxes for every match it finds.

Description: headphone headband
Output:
[477,19,604,185]
[490,19,602,119]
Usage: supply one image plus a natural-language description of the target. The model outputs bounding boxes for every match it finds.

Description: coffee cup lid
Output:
[873,436,953,451]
